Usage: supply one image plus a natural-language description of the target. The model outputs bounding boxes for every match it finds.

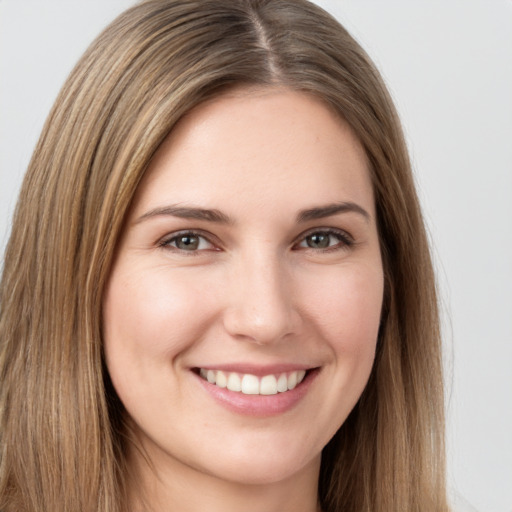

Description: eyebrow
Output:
[135,201,370,225]
[297,202,371,223]
[135,205,233,225]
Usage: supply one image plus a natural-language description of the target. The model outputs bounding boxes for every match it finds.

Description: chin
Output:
[191,433,323,487]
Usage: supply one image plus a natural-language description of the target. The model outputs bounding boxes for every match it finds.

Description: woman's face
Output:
[103,88,383,487]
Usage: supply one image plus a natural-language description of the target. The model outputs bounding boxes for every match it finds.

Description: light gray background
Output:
[1,1,511,511]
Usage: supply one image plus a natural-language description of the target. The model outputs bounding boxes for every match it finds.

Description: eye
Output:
[295,229,353,251]
[160,231,215,252]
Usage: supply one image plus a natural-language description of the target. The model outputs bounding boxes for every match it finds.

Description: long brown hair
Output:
[0,1,448,510]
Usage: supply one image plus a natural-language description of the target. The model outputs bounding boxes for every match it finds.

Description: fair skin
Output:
[103,88,384,512]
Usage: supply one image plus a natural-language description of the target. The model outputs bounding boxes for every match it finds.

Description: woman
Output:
[0,0,448,511]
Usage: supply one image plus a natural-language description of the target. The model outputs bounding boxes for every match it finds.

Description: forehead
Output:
[133,87,374,218]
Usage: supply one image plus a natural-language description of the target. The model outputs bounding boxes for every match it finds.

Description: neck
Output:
[127,445,322,512]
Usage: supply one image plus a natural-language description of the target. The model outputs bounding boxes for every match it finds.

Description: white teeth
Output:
[199,369,308,395]
[216,370,227,388]
[227,372,241,392]
[287,371,297,390]
[241,374,259,394]
[260,375,278,395]
[277,373,288,392]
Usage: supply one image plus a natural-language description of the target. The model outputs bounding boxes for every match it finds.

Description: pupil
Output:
[308,233,329,248]
[177,235,199,250]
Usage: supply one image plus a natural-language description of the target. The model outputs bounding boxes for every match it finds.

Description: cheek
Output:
[302,263,383,361]
[102,265,214,366]
[292,262,383,444]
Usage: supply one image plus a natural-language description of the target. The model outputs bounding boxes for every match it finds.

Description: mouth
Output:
[196,368,309,395]
[192,366,320,416]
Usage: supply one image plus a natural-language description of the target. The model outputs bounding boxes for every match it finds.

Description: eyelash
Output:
[293,228,354,252]
[158,228,354,254]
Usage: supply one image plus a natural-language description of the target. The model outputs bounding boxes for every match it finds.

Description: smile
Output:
[198,368,307,395]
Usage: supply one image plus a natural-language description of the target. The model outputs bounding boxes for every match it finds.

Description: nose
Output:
[222,254,302,345]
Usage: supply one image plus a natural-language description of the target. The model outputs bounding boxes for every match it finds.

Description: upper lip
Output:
[192,363,317,377]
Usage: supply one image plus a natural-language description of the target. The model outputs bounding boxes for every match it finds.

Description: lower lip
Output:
[194,369,319,417]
